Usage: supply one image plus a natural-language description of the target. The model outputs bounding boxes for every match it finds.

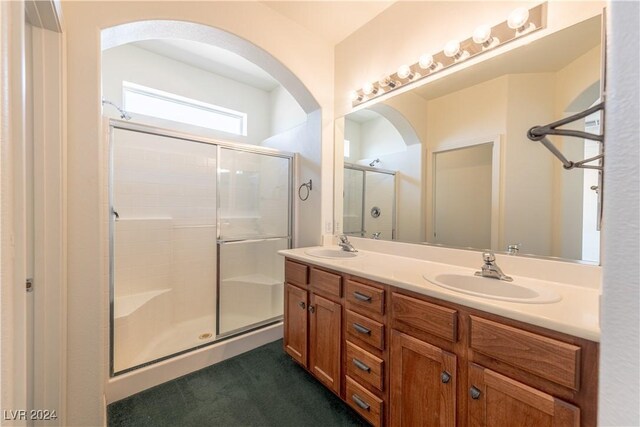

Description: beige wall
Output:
[62,2,334,424]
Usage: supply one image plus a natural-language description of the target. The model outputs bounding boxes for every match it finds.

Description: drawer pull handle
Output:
[351,394,370,411]
[470,386,481,400]
[353,291,372,302]
[441,371,451,384]
[298,301,306,310]
[353,323,371,335]
[352,358,371,372]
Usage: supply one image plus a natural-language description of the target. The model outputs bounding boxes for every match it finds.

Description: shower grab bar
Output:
[218,236,291,245]
[527,102,604,171]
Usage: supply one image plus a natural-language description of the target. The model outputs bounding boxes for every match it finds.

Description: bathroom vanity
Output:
[280,248,599,427]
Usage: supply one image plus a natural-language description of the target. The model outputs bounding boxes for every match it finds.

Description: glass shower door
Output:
[110,127,217,374]
[217,148,291,336]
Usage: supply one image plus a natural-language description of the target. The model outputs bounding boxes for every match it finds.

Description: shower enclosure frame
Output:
[343,162,397,240]
[108,119,295,377]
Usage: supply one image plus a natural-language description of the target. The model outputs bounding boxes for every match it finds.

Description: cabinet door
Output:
[284,283,308,366]
[309,293,342,394]
[468,364,580,427]
[390,330,456,427]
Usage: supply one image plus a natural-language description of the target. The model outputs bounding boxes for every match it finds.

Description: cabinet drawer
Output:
[346,310,385,351]
[346,341,384,392]
[470,316,581,390]
[285,260,308,287]
[346,279,385,318]
[346,376,383,427]
[310,268,342,299]
[391,293,458,342]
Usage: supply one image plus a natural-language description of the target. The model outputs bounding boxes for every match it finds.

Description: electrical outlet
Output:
[325,221,333,233]
[335,221,341,233]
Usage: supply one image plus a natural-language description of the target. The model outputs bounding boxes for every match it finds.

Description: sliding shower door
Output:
[217,148,291,336]
[110,122,293,375]
[110,127,218,374]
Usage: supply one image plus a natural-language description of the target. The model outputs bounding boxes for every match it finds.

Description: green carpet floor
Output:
[107,339,368,427]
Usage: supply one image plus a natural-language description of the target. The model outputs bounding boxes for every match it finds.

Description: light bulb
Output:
[508,7,530,31]
[418,54,442,72]
[473,25,491,44]
[444,40,461,58]
[362,82,378,96]
[444,40,469,61]
[397,64,414,80]
[473,24,500,49]
[349,90,363,102]
[419,54,433,69]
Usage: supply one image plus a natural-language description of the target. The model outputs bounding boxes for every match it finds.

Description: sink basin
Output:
[424,273,561,304]
[305,248,359,259]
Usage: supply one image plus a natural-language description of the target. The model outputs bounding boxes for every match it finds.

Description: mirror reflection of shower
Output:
[343,163,396,240]
[342,105,422,242]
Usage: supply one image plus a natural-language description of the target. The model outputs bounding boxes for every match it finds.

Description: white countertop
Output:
[279,246,600,342]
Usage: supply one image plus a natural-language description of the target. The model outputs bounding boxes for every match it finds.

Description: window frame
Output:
[122,81,248,136]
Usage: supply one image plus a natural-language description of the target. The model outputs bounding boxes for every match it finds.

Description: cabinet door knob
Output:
[298,301,306,309]
[308,305,315,313]
[470,386,481,400]
[441,371,451,384]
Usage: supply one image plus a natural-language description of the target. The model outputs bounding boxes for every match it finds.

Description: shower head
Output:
[369,158,380,167]
[102,98,132,121]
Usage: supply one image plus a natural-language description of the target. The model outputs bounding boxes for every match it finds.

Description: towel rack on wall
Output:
[527,102,605,171]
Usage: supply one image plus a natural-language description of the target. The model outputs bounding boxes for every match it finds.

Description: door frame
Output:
[426,134,502,251]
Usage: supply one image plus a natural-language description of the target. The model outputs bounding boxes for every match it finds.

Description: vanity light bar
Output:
[351,3,546,106]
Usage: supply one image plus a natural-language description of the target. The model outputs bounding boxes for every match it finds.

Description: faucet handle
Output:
[482,252,495,264]
[339,235,349,243]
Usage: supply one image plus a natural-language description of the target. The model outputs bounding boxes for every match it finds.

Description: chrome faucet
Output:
[371,232,381,240]
[338,235,358,252]
[475,252,513,281]
[506,243,521,255]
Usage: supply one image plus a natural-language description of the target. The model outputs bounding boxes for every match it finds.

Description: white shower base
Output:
[125,314,216,370]
[107,322,283,404]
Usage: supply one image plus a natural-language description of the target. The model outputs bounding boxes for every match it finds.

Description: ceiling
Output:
[262,1,395,45]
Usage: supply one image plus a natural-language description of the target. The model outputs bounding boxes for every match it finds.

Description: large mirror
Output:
[337,14,603,263]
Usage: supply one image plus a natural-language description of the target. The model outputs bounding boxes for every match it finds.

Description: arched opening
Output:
[100,19,323,393]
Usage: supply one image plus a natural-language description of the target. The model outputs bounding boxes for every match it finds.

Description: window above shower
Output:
[101,39,308,145]
[122,81,248,136]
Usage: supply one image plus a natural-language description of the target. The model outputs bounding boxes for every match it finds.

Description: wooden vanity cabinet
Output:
[283,258,598,427]
[283,260,342,395]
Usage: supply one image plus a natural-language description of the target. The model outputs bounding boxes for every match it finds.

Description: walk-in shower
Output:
[109,121,293,375]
